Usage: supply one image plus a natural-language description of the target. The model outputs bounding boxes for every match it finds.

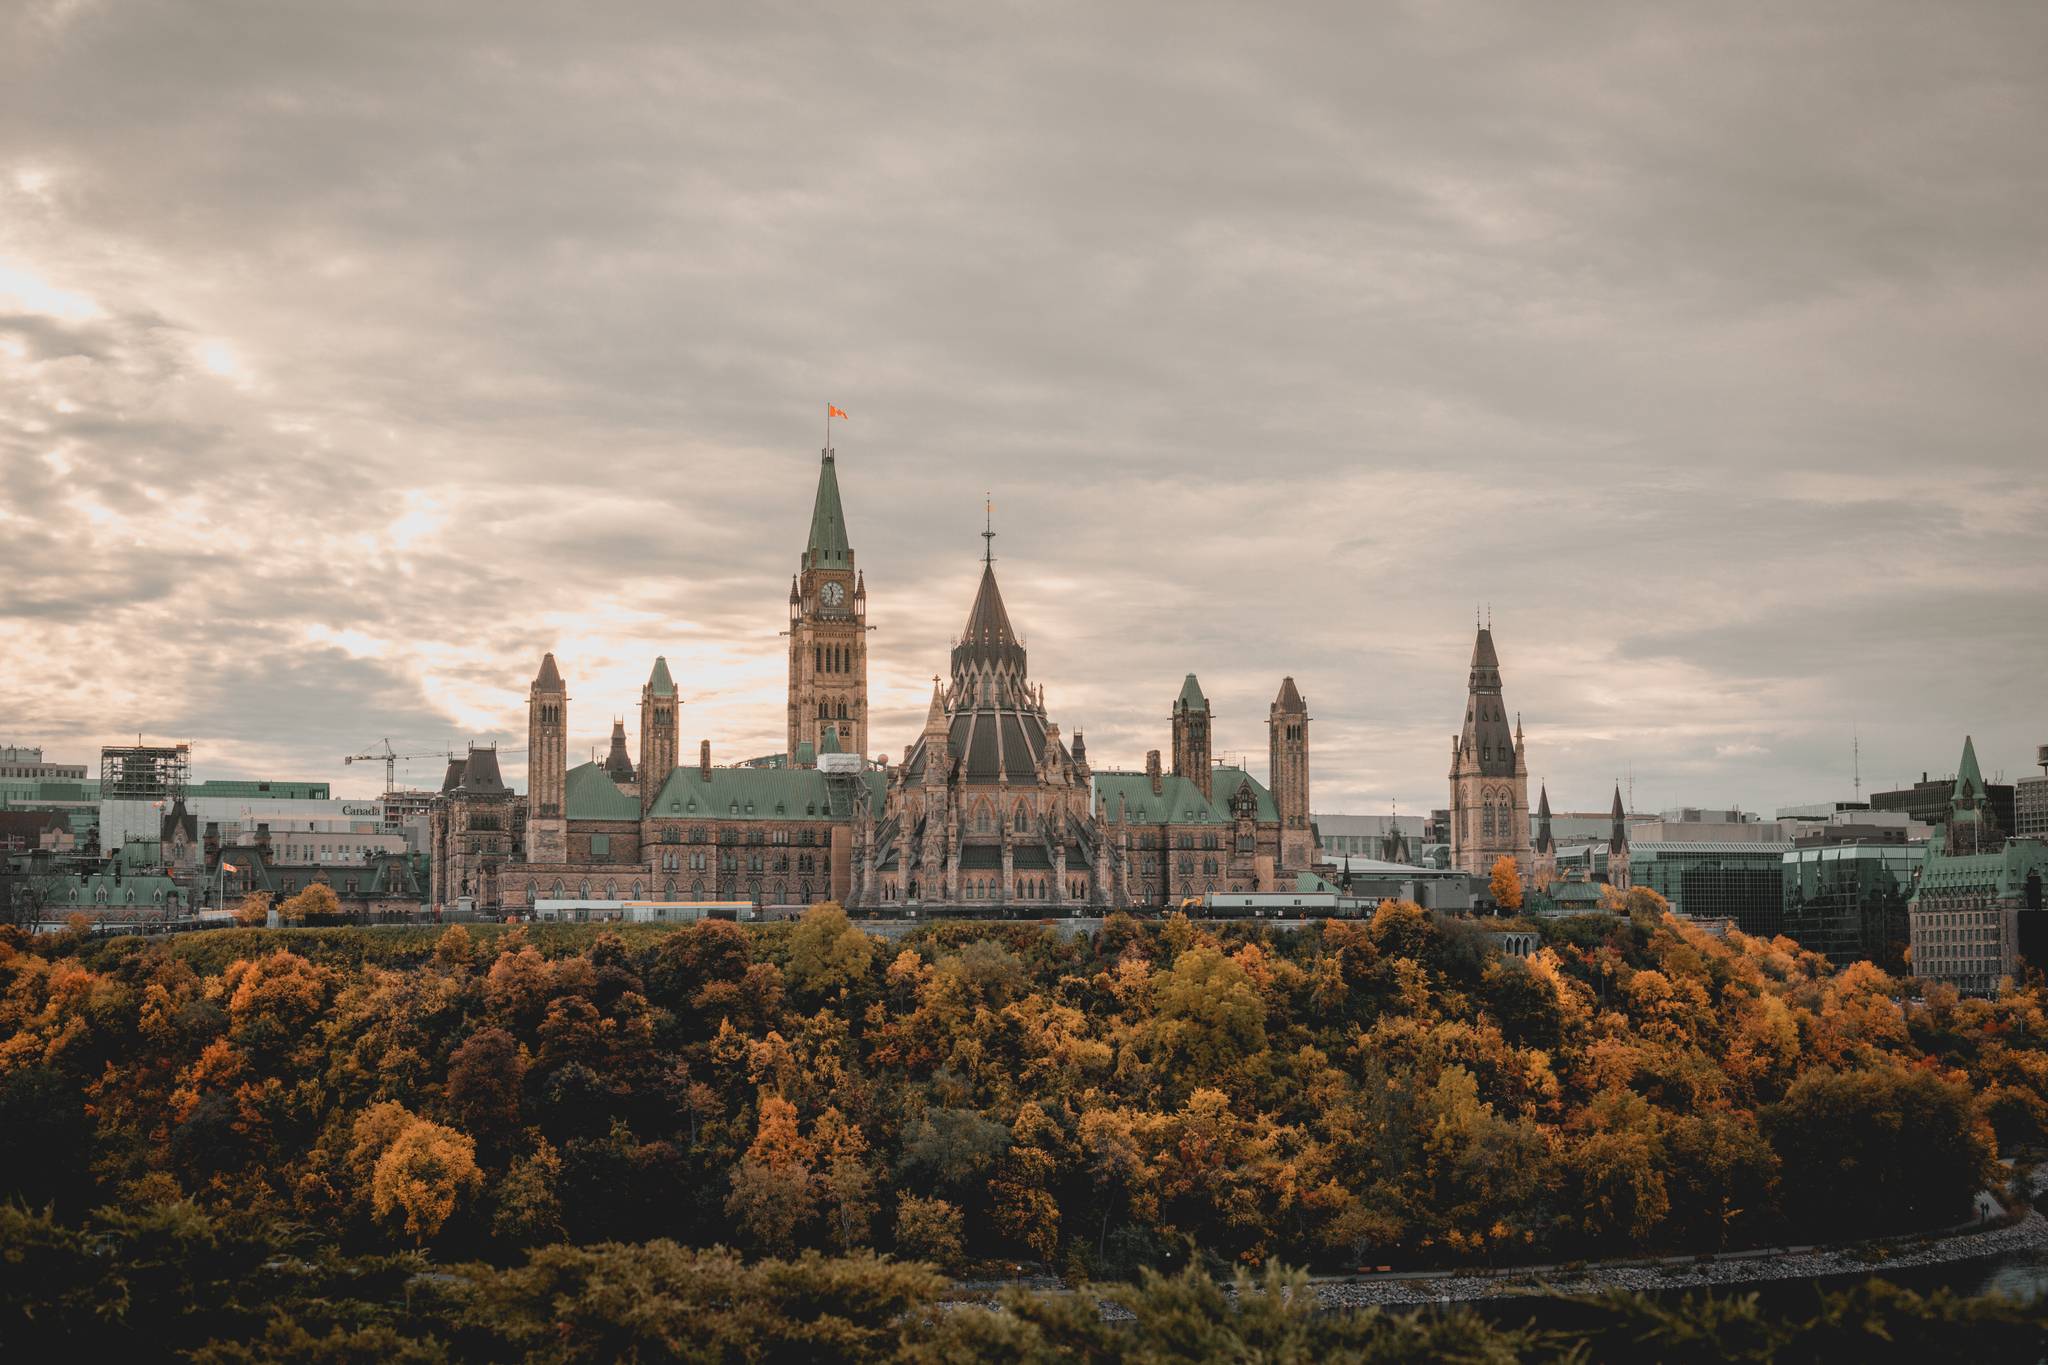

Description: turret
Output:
[639,656,679,811]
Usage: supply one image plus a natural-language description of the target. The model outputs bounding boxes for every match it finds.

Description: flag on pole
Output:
[827,405,849,420]
[221,862,238,873]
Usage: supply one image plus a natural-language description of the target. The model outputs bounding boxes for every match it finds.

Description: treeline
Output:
[5,1204,2046,1363]
[1,898,2044,1279]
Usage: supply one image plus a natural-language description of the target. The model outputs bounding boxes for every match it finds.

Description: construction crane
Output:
[344,739,457,795]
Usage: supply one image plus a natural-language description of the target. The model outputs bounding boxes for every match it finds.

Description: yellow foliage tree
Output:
[278,881,342,924]
[1489,855,1524,911]
[370,1117,483,1242]
[230,892,272,927]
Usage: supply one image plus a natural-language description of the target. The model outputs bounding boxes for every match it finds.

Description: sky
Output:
[3,1,2044,818]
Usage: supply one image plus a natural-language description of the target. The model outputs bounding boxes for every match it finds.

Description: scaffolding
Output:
[99,743,191,803]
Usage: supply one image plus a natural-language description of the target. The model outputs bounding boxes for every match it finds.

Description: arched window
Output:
[580,880,590,897]
[976,802,993,834]
[1014,804,1029,832]
[692,878,704,895]
[552,881,564,898]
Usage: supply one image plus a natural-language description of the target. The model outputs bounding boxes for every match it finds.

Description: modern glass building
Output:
[1781,841,1922,971]
[1632,841,1793,935]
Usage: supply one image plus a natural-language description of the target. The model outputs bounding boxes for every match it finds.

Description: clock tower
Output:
[787,446,868,764]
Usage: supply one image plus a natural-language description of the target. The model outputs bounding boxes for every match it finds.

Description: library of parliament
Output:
[429,446,1321,911]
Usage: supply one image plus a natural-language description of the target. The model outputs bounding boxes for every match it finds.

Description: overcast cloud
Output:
[2,0,2044,816]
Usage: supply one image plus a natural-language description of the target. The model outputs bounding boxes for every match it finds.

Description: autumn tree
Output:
[277,882,343,925]
[784,903,875,1000]
[726,1095,818,1255]
[1489,855,1523,911]
[445,1027,528,1150]
[894,1195,965,1271]
[369,1117,483,1242]
[229,892,271,927]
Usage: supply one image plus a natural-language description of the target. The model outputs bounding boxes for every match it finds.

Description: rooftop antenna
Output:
[1852,719,1861,800]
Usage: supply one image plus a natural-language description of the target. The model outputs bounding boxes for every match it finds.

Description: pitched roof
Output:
[820,725,842,755]
[440,757,468,792]
[1177,673,1208,711]
[645,764,854,821]
[1274,676,1305,711]
[565,761,640,821]
[806,451,852,569]
[954,562,1026,676]
[1471,626,1500,670]
[456,748,507,794]
[534,652,564,691]
[1091,765,1279,825]
[647,656,676,698]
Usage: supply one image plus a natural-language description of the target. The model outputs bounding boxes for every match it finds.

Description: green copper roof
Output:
[1177,673,1208,711]
[1092,764,1278,825]
[646,764,851,820]
[820,726,842,755]
[794,741,816,767]
[1296,871,1339,893]
[1954,734,1984,801]
[564,761,640,821]
[807,452,851,568]
[648,656,675,698]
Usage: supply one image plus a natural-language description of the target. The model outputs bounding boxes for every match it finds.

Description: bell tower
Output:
[526,652,567,863]
[1172,674,1213,800]
[1269,676,1313,871]
[639,657,679,812]
[787,447,868,764]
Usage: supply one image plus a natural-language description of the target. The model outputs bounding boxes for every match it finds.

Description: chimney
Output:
[699,740,711,780]
[1147,749,1163,796]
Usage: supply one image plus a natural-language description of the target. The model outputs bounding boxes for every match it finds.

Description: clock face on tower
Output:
[820,581,845,607]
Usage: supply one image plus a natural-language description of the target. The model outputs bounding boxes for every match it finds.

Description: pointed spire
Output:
[1274,676,1305,711]
[1470,625,1500,670]
[1954,734,1984,801]
[805,449,852,569]
[647,656,675,698]
[953,558,1027,682]
[534,651,563,691]
[1177,673,1208,712]
[605,720,634,782]
[924,677,947,732]
[1537,784,1552,818]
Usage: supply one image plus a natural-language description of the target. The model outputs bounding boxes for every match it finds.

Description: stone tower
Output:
[1607,784,1632,889]
[639,656,678,812]
[526,652,568,863]
[1171,673,1213,799]
[1269,676,1313,872]
[1448,623,1530,880]
[787,447,868,764]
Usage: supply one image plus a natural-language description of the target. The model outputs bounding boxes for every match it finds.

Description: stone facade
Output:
[787,449,869,764]
[1909,735,2048,994]
[434,441,1319,913]
[1448,624,1531,881]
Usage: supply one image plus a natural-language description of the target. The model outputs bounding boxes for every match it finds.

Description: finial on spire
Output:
[982,493,996,566]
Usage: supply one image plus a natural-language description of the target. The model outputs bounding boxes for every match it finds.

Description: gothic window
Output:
[692,879,704,895]
[691,826,707,844]
[819,703,829,719]
[1014,804,1029,832]
[1203,857,1218,876]
[976,803,993,834]
[837,702,848,719]
[580,881,590,897]
[552,881,563,898]
[1177,856,1194,875]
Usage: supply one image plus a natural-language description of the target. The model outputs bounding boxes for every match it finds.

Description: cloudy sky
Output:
[4,1,2044,818]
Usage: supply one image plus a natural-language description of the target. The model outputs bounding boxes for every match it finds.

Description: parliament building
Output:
[430,446,1322,912]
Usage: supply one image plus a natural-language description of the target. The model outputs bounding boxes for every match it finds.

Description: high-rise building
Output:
[2014,744,2048,840]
